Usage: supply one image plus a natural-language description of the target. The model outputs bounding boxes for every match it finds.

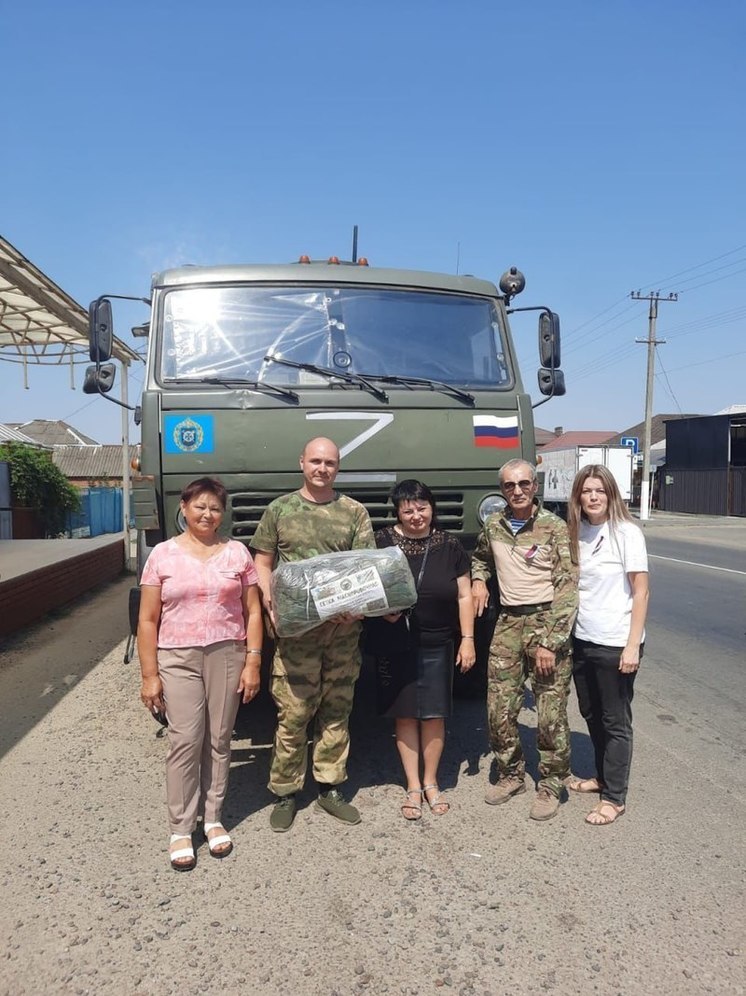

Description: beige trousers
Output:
[158,640,245,834]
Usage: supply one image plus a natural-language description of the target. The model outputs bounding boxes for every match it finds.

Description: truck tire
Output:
[136,529,161,581]
[125,530,163,666]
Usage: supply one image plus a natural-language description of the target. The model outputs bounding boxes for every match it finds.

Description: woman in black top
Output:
[366,481,475,819]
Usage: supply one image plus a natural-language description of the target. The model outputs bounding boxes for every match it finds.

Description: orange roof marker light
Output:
[295,254,368,265]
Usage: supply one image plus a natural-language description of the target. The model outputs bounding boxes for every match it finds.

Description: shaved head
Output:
[299,437,340,501]
[301,436,340,461]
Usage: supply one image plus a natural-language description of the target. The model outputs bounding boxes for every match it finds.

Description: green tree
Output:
[0,443,80,537]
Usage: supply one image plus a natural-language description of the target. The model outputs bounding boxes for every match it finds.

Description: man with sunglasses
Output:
[472,459,578,821]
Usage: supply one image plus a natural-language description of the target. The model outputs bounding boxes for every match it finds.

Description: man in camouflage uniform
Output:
[252,437,374,832]
[472,459,578,821]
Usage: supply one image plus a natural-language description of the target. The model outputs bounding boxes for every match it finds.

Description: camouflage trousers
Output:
[269,620,362,797]
[487,612,572,797]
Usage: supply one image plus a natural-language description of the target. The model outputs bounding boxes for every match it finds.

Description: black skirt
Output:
[375,639,454,719]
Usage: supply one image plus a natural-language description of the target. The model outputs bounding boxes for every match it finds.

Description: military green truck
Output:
[85,254,565,690]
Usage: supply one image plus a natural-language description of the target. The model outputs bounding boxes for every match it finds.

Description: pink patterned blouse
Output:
[140,538,259,649]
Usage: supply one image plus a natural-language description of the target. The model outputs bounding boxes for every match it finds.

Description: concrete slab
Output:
[0,534,126,582]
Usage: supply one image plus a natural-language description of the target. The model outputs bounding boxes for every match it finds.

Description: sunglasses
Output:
[502,479,534,493]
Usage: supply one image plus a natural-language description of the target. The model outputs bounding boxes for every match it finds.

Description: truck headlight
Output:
[478,494,507,523]
[176,509,186,533]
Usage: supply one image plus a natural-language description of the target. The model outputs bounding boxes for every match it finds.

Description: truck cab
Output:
[85,255,565,689]
[123,259,561,553]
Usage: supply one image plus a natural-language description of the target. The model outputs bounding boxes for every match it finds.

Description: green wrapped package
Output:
[270,547,417,637]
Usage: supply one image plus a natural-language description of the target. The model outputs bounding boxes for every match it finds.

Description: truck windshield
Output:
[159,285,513,387]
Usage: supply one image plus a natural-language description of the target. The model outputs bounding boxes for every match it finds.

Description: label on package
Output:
[312,567,389,619]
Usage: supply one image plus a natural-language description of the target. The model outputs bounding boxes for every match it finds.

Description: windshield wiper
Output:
[360,374,474,405]
[167,376,299,403]
[263,355,389,403]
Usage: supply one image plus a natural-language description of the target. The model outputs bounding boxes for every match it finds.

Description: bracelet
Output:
[245,649,262,656]
[461,635,474,640]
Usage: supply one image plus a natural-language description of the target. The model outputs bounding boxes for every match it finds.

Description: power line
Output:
[57,367,143,426]
[572,329,746,384]
[570,341,639,381]
[563,310,640,357]
[565,298,744,382]
[663,349,746,374]
[643,242,746,289]
[671,257,746,291]
[563,295,632,338]
[564,242,746,357]
[660,305,746,338]
[654,352,684,416]
[58,396,99,423]
[658,315,746,349]
[677,265,746,296]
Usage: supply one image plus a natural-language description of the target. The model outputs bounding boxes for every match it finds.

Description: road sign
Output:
[621,436,639,454]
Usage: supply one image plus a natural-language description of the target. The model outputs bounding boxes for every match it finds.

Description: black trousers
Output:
[572,637,642,806]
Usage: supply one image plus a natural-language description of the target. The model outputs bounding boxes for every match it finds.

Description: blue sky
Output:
[3,0,744,443]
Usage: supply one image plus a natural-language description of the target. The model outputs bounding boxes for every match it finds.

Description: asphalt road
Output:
[640,519,746,794]
[646,533,745,574]
[0,519,744,995]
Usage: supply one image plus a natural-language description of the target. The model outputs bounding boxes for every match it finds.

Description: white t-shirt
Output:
[574,519,648,647]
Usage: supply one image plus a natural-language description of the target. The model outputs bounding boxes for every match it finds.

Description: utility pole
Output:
[631,290,677,521]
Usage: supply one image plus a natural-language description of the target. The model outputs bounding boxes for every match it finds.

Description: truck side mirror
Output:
[538,367,566,397]
[89,298,114,363]
[538,312,561,368]
[83,362,117,395]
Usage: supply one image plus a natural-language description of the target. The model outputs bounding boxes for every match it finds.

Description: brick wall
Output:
[0,540,125,636]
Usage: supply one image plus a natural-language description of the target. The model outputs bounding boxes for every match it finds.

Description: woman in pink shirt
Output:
[138,477,263,870]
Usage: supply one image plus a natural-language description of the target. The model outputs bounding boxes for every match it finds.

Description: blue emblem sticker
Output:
[164,414,215,454]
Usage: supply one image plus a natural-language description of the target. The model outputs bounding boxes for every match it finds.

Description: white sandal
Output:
[169,834,195,871]
[204,822,233,858]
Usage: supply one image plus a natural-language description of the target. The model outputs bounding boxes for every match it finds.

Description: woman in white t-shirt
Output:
[566,465,649,826]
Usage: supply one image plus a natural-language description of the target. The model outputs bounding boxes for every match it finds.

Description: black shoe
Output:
[316,788,361,825]
[269,794,297,833]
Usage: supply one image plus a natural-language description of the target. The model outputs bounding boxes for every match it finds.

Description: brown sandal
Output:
[401,789,423,821]
[585,801,625,826]
[567,777,603,794]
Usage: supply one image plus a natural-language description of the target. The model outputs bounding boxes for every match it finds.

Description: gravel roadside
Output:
[1,577,743,996]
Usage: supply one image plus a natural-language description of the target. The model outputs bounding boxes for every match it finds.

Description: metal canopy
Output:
[0,234,137,545]
[0,234,139,367]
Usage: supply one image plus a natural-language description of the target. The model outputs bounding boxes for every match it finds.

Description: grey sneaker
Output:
[484,776,527,806]
[269,794,297,833]
[529,788,560,821]
[316,788,361,825]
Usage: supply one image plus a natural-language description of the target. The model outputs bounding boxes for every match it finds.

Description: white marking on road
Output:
[649,554,746,575]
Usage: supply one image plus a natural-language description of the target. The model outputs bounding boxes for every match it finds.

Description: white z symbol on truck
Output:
[305,411,394,459]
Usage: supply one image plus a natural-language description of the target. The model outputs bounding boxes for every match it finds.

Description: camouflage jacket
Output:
[251,490,374,565]
[471,499,578,651]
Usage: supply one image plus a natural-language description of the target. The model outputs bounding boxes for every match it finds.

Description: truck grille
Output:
[230,490,464,541]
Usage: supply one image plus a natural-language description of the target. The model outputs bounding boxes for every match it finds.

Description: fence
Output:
[731,467,746,517]
[658,467,746,516]
[67,487,133,537]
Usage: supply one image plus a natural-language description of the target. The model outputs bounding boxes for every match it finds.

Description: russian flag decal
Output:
[473,414,520,449]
